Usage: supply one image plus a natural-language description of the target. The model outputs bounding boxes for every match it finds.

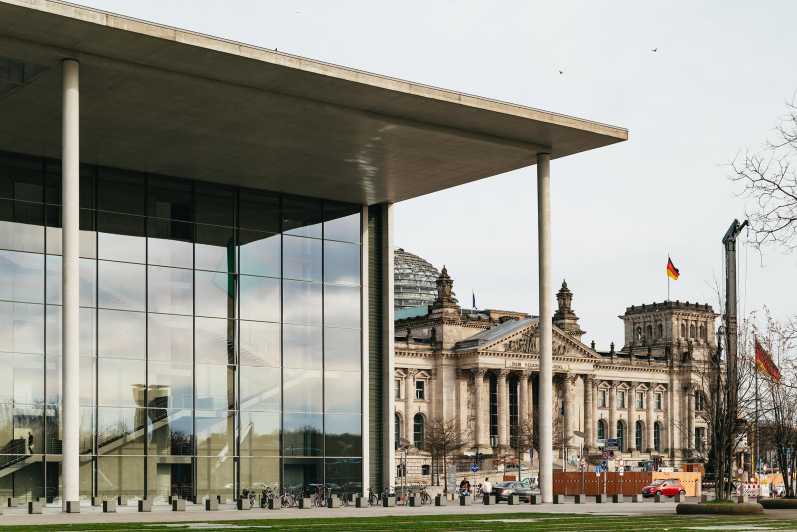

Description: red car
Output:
[641,479,686,498]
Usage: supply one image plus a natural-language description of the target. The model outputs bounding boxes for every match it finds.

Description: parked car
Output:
[641,479,686,498]
[492,481,535,502]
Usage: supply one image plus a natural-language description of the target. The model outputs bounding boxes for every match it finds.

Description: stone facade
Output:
[394,270,719,485]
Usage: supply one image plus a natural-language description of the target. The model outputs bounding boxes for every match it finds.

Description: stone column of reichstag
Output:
[497,369,509,448]
[527,373,534,424]
[404,369,416,445]
[457,369,470,440]
[646,385,655,452]
[472,369,488,451]
[583,375,594,452]
[563,375,575,459]
[686,383,695,452]
[518,370,529,427]
[627,381,635,452]
[608,382,617,439]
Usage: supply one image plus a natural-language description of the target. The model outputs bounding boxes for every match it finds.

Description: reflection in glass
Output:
[282,280,321,325]
[195,410,235,456]
[0,404,43,455]
[283,369,321,413]
[240,366,280,412]
[282,414,323,457]
[323,202,360,243]
[148,218,193,268]
[323,241,360,286]
[0,301,44,354]
[145,457,193,501]
[239,230,280,277]
[148,266,193,315]
[239,320,280,367]
[195,182,235,227]
[195,224,235,273]
[96,168,145,215]
[97,212,146,263]
[283,458,322,492]
[324,372,361,414]
[148,408,194,455]
[239,456,280,493]
[0,199,44,253]
[148,175,192,221]
[97,456,144,498]
[45,256,96,307]
[324,285,360,329]
[325,458,363,495]
[196,456,235,501]
[195,271,234,319]
[1,154,42,202]
[282,196,322,238]
[97,407,146,453]
[0,353,43,406]
[283,324,321,369]
[195,317,234,366]
[42,160,95,208]
[324,327,360,372]
[239,190,279,233]
[148,362,193,409]
[97,309,145,359]
[325,414,362,456]
[195,364,236,411]
[44,207,96,258]
[283,235,321,282]
[43,406,94,455]
[148,314,192,363]
[98,261,145,311]
[97,358,145,407]
[46,306,96,357]
[239,275,280,322]
[0,250,43,304]
[239,411,279,456]
[44,355,95,407]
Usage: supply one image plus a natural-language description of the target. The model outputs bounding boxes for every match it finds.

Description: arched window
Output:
[395,413,402,449]
[635,327,642,342]
[695,391,705,411]
[653,422,662,452]
[646,325,653,339]
[413,413,425,449]
[700,325,706,340]
[656,323,663,338]
[689,324,695,338]
[635,420,644,451]
[597,419,606,441]
[617,420,626,451]
[680,323,686,338]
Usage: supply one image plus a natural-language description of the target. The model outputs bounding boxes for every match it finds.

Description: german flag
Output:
[666,257,680,281]
[755,337,781,382]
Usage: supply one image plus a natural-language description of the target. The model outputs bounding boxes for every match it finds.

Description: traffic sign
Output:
[470,463,480,473]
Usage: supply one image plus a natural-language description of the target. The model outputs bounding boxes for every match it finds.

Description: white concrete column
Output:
[382,203,396,489]
[497,370,509,448]
[536,152,553,503]
[361,206,370,493]
[61,58,80,509]
[646,386,655,453]
[583,375,594,452]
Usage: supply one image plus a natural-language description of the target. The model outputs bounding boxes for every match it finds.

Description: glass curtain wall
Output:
[0,150,362,503]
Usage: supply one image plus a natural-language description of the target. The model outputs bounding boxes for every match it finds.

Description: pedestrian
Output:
[482,477,492,496]
[27,432,34,454]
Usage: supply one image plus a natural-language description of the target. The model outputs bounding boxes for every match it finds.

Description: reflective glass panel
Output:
[323,240,360,286]
[97,456,144,498]
[45,256,96,307]
[195,364,236,411]
[239,411,279,456]
[0,404,43,456]
[148,175,192,221]
[147,408,194,455]
[196,456,235,501]
[324,327,360,372]
[44,355,95,407]
[195,224,235,273]
[283,369,321,413]
[324,285,360,329]
[98,261,145,311]
[0,352,43,406]
[43,160,95,208]
[239,275,280,322]
[96,168,145,215]
[97,309,145,359]
[324,371,361,414]
[44,207,96,258]
[96,407,146,454]
[323,202,360,243]
[43,406,94,454]
[240,366,280,412]
[324,414,362,457]
[282,414,323,457]
[97,212,146,263]
[0,250,43,303]
[325,458,362,495]
[148,361,193,409]
[239,190,279,233]
[148,218,193,268]
[195,317,234,366]
[195,271,234,319]
[195,410,235,456]
[282,280,321,325]
[282,324,321,369]
[239,230,280,277]
[97,358,146,407]
[0,154,42,202]
[148,266,193,315]
[0,301,44,354]
[46,306,96,357]
[282,196,321,238]
[239,320,280,367]
[239,457,280,493]
[0,199,43,253]
[148,313,192,364]
[195,182,235,227]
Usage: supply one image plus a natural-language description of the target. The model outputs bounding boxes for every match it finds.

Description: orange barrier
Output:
[652,471,701,497]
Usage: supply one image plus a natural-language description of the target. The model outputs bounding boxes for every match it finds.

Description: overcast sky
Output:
[79,0,797,349]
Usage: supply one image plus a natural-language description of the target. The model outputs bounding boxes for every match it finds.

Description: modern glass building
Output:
[0,0,626,508]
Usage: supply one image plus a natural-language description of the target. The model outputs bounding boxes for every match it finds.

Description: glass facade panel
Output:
[0,150,363,499]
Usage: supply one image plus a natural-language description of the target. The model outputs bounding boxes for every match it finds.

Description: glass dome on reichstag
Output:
[394,248,440,310]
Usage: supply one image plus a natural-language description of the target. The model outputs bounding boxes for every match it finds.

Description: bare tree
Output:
[732,99,797,250]
[423,417,464,494]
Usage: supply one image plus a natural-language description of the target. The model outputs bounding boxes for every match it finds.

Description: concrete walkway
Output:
[0,497,681,526]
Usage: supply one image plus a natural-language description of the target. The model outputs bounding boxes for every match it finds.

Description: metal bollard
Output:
[574,494,586,504]
[91,496,101,507]
[408,495,418,507]
[205,498,219,511]
[28,501,43,514]
[268,498,281,510]
[354,496,365,508]
[7,497,18,508]
[138,499,152,512]
[508,494,520,505]
[382,495,396,507]
[435,494,447,506]
[459,494,471,506]
[612,494,623,503]
[673,494,684,503]
[172,499,186,512]
[552,494,562,504]
[482,494,495,505]
[237,498,251,510]
[103,499,117,513]
[65,500,80,513]
[117,495,128,507]
[595,494,606,503]
[529,494,540,505]
[299,497,312,509]
[631,494,641,503]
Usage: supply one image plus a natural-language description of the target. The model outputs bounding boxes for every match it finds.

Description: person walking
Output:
[482,477,492,499]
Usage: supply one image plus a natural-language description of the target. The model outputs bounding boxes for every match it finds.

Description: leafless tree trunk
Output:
[423,417,464,494]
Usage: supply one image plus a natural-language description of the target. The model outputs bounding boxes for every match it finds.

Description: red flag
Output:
[755,337,781,382]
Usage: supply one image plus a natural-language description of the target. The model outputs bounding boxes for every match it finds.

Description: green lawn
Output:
[3,513,797,531]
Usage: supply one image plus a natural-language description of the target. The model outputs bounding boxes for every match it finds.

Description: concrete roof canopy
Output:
[0,0,627,205]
